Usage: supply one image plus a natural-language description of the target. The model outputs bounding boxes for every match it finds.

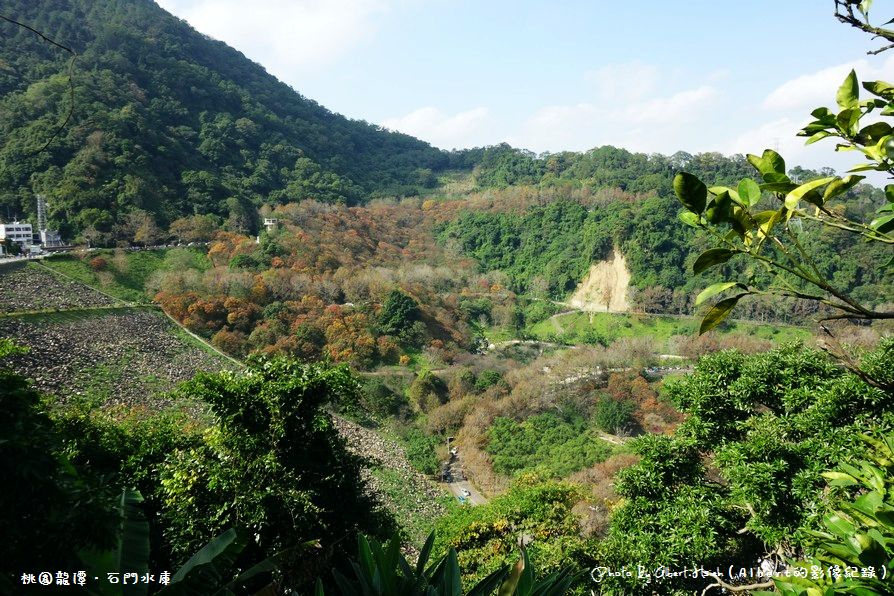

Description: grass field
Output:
[41,248,210,303]
[528,310,812,350]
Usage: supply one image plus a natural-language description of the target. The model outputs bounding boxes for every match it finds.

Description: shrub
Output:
[89,256,108,271]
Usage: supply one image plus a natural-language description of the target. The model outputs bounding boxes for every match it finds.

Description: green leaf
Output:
[805,131,833,145]
[416,532,435,576]
[696,281,743,306]
[822,471,859,486]
[858,121,892,141]
[823,174,865,201]
[699,294,747,334]
[163,528,249,595]
[693,248,737,274]
[863,80,894,98]
[747,150,786,179]
[849,162,886,172]
[738,178,762,206]
[837,107,861,136]
[674,172,707,214]
[837,69,859,109]
[705,191,732,224]
[708,186,743,204]
[784,176,836,210]
[119,490,150,596]
[759,182,798,193]
[81,490,150,596]
[824,513,857,539]
[870,213,894,233]
[468,568,510,596]
[678,211,700,228]
[859,0,873,17]
[497,556,525,596]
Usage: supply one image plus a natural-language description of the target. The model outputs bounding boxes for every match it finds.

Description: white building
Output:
[0,221,33,247]
[40,229,62,247]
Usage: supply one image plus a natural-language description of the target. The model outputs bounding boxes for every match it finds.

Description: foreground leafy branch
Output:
[674,69,894,334]
[318,532,581,596]
[760,433,894,595]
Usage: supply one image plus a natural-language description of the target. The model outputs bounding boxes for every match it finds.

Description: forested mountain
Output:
[0,0,448,236]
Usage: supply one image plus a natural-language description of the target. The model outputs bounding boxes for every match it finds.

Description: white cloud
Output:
[725,116,806,159]
[509,84,719,154]
[156,0,394,78]
[381,107,492,149]
[585,60,660,102]
[620,85,717,124]
[762,54,894,111]
[724,55,894,180]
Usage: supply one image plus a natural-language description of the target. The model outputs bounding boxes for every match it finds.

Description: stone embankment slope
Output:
[0,309,235,408]
[0,261,119,313]
[334,418,447,529]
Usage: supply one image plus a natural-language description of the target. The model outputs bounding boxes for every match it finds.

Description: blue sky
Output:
[156,0,893,174]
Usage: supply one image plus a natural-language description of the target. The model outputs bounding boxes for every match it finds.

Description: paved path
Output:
[443,454,488,505]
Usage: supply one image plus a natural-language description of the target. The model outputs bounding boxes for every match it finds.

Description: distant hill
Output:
[2,0,887,258]
[0,0,449,237]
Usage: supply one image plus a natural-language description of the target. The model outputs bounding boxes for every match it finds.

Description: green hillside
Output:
[0,0,448,239]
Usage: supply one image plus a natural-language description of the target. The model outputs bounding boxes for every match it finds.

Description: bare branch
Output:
[834,0,894,53]
[868,42,894,55]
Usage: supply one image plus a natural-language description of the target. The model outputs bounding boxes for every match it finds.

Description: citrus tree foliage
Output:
[596,341,894,594]
[158,357,387,581]
[767,432,894,596]
[674,70,894,333]
[434,481,594,588]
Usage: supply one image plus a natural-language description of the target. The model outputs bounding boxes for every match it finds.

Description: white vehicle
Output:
[461,489,471,497]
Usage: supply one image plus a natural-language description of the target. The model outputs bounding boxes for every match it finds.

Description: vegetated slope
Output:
[0,260,234,407]
[0,0,448,237]
[0,259,450,547]
[334,417,449,549]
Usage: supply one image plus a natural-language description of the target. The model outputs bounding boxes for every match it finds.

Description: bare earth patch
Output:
[567,251,631,313]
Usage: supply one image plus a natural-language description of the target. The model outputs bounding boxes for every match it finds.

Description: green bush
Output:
[400,426,441,476]
[434,481,592,588]
[592,396,636,435]
[487,413,614,478]
[474,370,504,393]
[157,357,388,582]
